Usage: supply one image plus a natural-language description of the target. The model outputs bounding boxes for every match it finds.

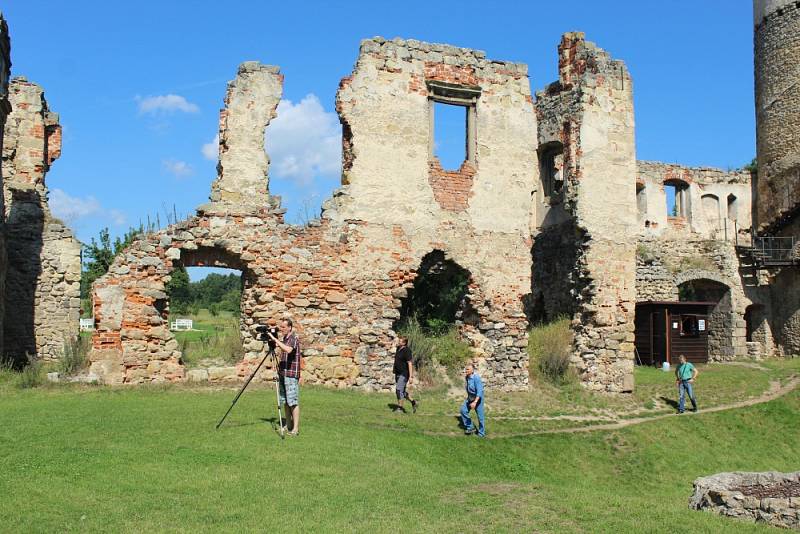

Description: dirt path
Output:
[422,375,799,439]
[496,375,799,439]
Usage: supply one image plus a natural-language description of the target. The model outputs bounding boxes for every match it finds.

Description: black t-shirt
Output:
[393,346,412,377]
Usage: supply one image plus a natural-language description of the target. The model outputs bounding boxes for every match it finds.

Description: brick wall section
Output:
[2,78,81,362]
[754,1,800,232]
[427,159,475,211]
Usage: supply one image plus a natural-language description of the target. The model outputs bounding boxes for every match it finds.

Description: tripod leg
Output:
[216,351,270,429]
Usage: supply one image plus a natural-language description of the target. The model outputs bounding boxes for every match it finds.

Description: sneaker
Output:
[393,407,404,413]
[288,429,299,437]
[464,428,475,435]
[411,400,418,414]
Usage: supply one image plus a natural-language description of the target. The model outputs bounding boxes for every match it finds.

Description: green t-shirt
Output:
[677,362,695,380]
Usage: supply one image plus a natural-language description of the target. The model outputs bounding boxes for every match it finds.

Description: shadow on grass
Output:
[659,396,679,410]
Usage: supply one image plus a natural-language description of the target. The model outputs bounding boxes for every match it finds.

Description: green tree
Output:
[165,265,191,313]
[80,226,143,301]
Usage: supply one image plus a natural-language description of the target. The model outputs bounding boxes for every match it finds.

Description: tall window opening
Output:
[727,194,738,223]
[539,142,564,202]
[636,183,647,220]
[702,194,721,233]
[432,102,468,170]
[427,80,479,171]
[665,180,690,218]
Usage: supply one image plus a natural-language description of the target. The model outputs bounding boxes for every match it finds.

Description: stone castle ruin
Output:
[0,2,797,393]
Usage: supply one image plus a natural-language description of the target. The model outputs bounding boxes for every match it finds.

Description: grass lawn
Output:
[170,310,241,366]
[1,360,798,532]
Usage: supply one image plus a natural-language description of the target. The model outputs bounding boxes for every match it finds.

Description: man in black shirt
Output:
[393,336,418,413]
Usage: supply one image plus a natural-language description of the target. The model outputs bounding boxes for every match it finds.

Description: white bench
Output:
[170,318,193,331]
[79,318,95,331]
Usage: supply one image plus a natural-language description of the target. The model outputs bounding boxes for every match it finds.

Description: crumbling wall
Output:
[533,33,638,392]
[2,78,81,362]
[91,39,537,390]
[326,38,537,388]
[209,62,282,210]
[0,13,11,360]
[754,0,800,233]
[637,162,752,239]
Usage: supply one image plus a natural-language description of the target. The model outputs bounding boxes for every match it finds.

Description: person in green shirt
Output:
[674,354,698,413]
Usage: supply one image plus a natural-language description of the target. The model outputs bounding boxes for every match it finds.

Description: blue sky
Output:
[4,0,755,279]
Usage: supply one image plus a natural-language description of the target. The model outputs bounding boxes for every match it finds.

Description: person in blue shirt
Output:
[460,363,485,437]
[674,354,699,414]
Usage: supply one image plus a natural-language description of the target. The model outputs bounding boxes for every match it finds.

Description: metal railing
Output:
[751,236,797,264]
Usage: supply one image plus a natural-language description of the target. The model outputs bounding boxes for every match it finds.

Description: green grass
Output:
[171,310,242,366]
[0,361,798,532]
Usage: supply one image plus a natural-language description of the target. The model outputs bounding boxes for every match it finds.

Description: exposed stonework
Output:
[2,77,81,361]
[210,62,282,210]
[533,33,638,392]
[0,12,11,360]
[90,43,537,390]
[690,471,800,529]
[754,0,800,233]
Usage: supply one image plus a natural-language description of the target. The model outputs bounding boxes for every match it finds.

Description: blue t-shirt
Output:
[677,362,695,381]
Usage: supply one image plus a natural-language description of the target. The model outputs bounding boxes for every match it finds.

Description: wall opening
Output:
[678,278,734,358]
[539,142,565,203]
[432,101,468,170]
[665,179,690,219]
[744,304,767,343]
[427,80,479,171]
[727,194,738,223]
[165,248,248,369]
[396,250,474,333]
[636,183,647,221]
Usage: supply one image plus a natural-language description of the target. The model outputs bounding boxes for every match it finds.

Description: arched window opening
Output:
[727,193,738,223]
[665,179,690,219]
[636,183,647,220]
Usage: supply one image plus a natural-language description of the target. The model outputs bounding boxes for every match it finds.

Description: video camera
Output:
[255,324,280,350]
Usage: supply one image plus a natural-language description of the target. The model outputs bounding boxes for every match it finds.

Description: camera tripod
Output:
[215,345,286,439]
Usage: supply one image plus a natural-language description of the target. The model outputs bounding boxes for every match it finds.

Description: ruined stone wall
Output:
[533,33,638,392]
[2,78,81,361]
[637,162,752,240]
[210,62,281,210]
[635,236,758,359]
[90,54,530,391]
[326,38,536,388]
[754,0,800,233]
[0,13,11,360]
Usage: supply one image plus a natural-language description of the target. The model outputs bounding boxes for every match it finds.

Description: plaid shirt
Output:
[278,332,302,378]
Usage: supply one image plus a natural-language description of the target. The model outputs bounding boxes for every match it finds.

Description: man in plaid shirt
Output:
[267,318,302,436]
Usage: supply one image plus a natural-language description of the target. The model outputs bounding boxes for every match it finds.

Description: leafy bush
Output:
[18,357,44,389]
[399,316,472,383]
[59,336,89,376]
[528,317,574,384]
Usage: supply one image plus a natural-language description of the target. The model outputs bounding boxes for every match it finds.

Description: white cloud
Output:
[266,94,341,184]
[201,134,219,160]
[162,159,193,178]
[49,188,127,226]
[136,94,199,115]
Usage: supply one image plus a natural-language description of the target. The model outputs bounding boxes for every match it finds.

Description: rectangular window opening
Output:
[432,101,468,170]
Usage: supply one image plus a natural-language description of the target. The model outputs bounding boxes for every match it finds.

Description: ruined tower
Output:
[754,0,800,233]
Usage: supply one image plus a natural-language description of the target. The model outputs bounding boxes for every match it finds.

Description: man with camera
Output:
[266,318,302,436]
